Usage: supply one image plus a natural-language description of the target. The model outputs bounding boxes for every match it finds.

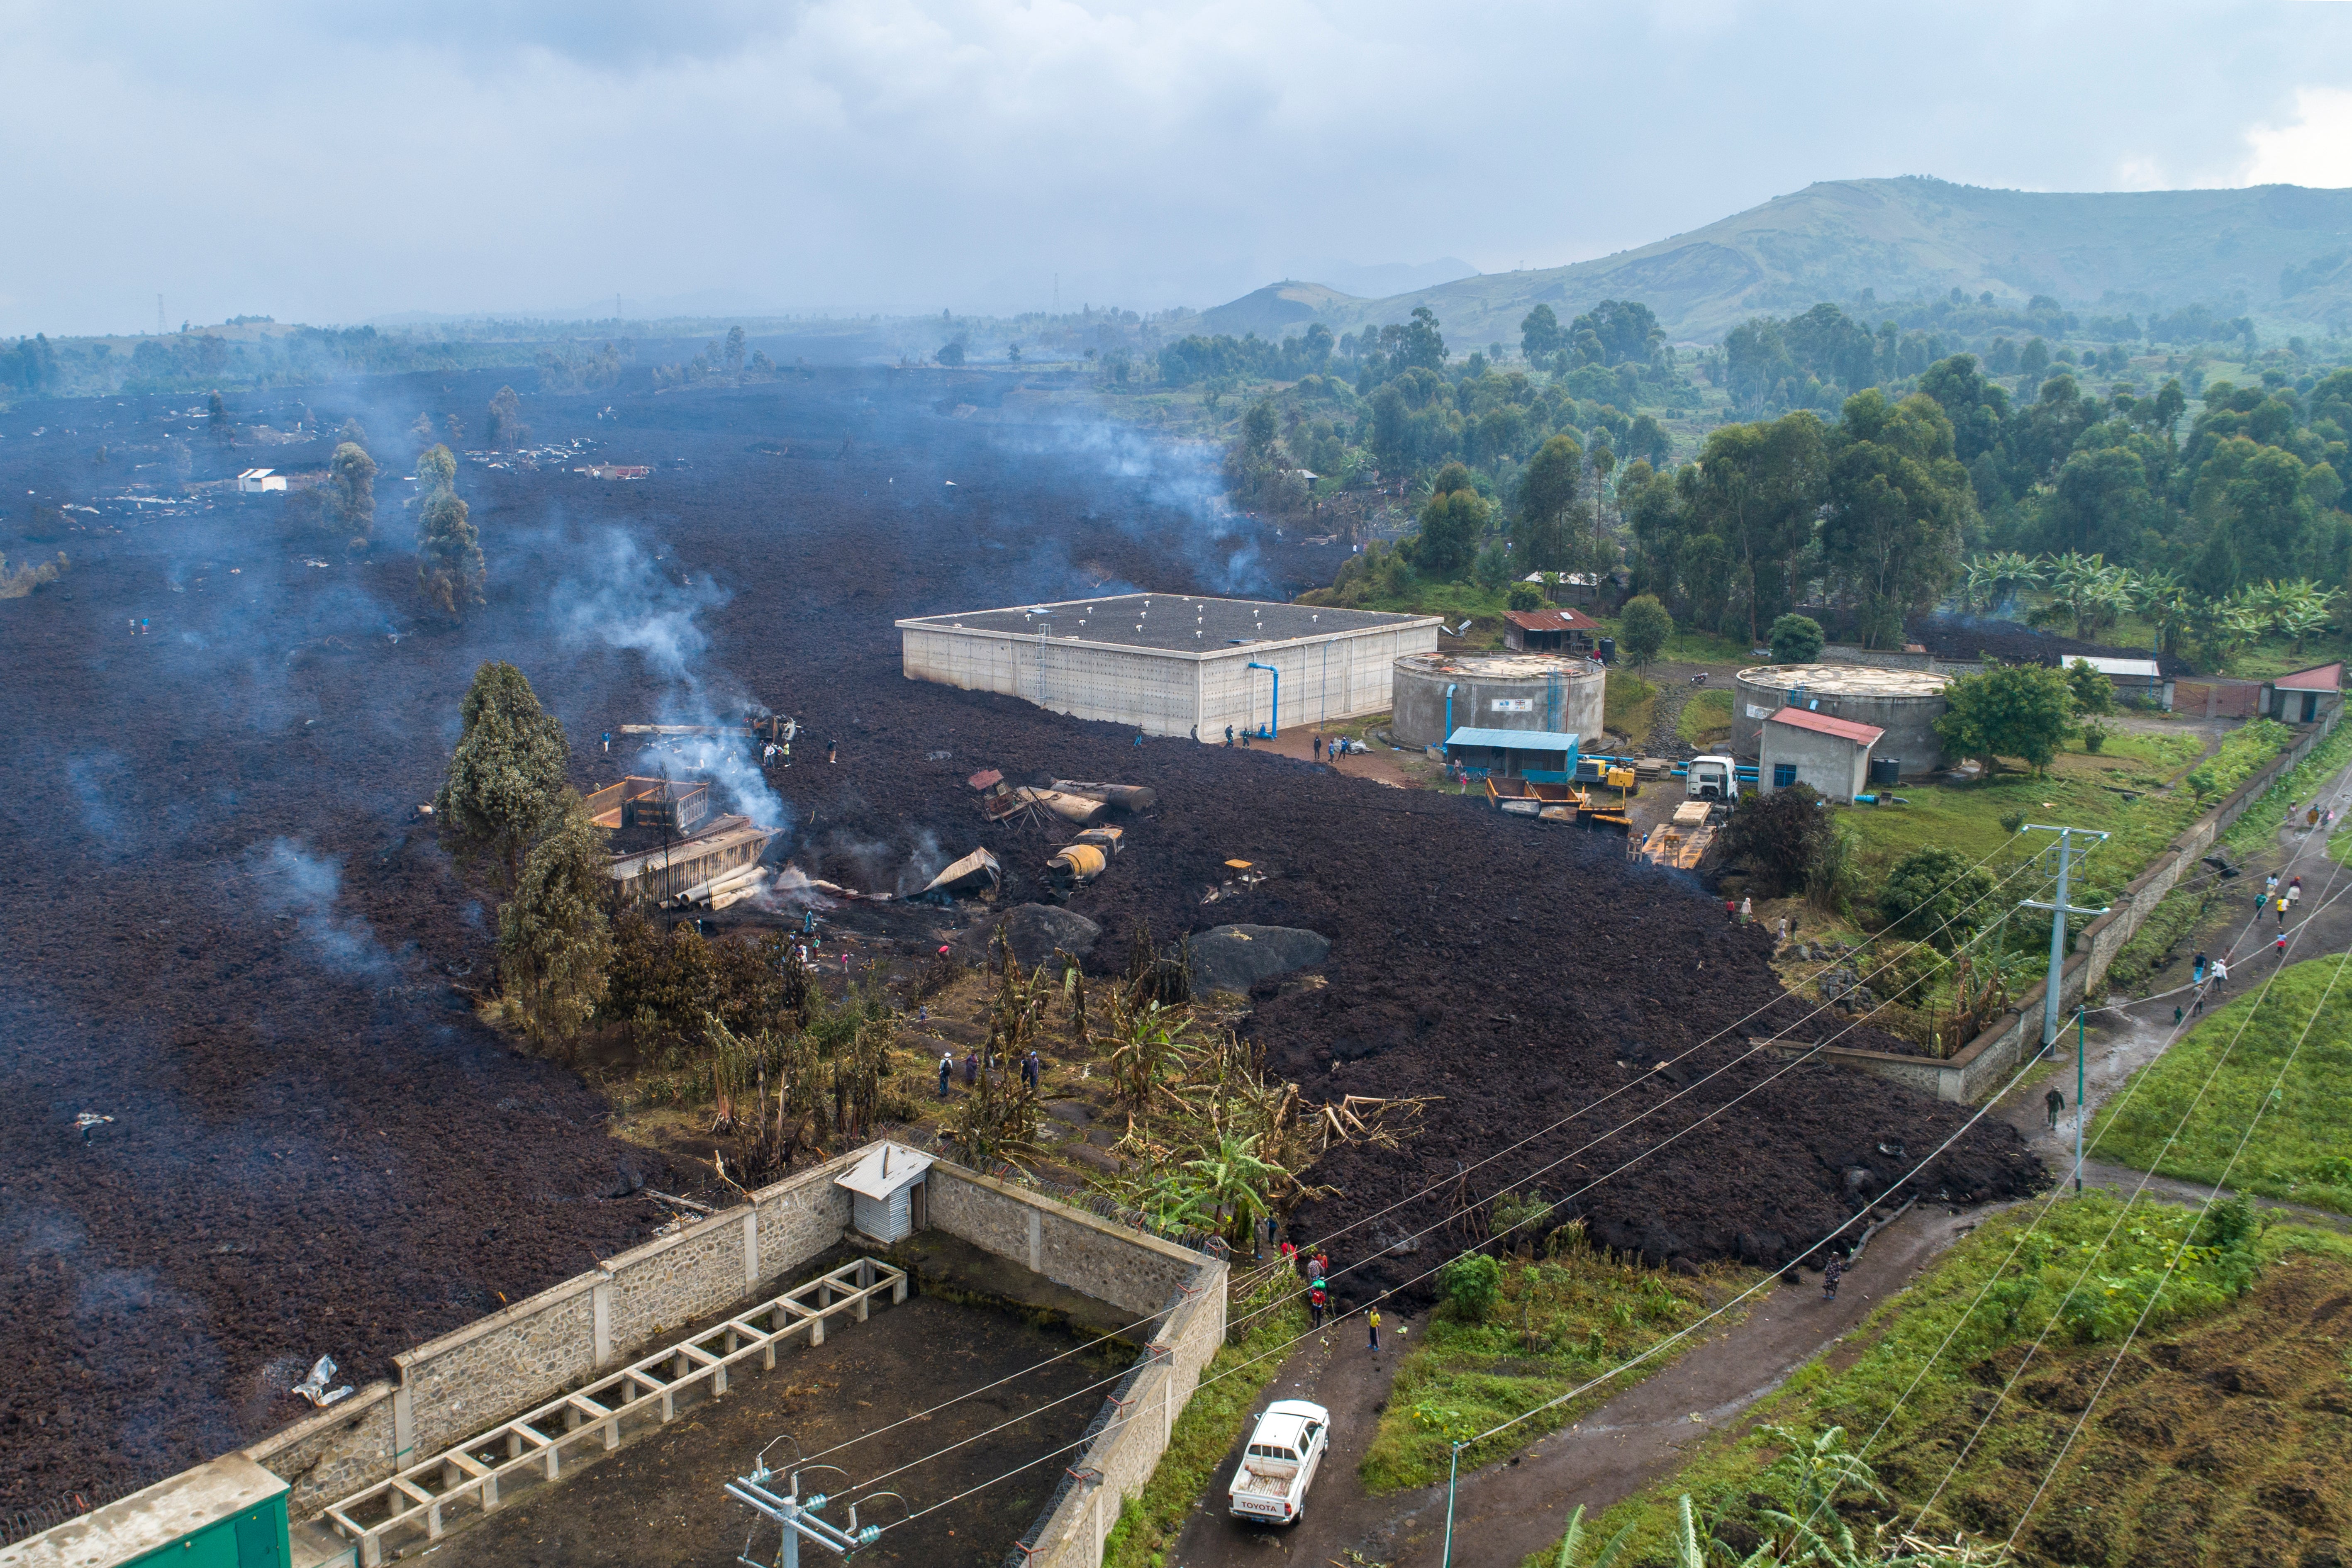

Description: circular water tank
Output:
[1389,651,1606,751]
[1732,664,1952,777]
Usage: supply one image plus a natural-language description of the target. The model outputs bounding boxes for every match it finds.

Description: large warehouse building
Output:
[898,593,1441,737]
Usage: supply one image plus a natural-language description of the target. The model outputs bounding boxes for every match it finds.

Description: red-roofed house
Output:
[1761,706,1886,802]
[1502,607,1601,654]
[2264,663,2342,725]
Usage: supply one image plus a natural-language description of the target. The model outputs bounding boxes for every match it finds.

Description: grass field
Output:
[1360,1242,1761,1493]
[1532,1197,2352,1568]
[2089,955,2352,1214]
[1677,687,1733,748]
[1603,670,1657,742]
[1833,724,2223,902]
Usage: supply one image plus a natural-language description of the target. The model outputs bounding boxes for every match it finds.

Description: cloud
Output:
[2242,85,2352,188]
[3,3,2350,334]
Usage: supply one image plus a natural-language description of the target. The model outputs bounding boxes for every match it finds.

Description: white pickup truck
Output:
[1228,1399,1331,1524]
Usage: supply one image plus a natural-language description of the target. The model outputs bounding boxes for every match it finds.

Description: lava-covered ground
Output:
[0,368,2040,1510]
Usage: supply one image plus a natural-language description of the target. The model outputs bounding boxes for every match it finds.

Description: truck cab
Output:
[1686,754,1736,801]
[1228,1400,1330,1524]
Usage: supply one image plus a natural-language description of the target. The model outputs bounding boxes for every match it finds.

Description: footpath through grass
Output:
[1102,1272,1307,1568]
[1360,1240,1762,1493]
[2089,954,2352,1214]
[1533,1194,2352,1568]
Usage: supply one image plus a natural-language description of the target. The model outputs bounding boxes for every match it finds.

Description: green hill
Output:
[1222,177,2352,346]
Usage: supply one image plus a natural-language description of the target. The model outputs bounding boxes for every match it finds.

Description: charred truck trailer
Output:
[897,593,1440,738]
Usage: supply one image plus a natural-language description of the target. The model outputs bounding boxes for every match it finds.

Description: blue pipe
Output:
[1445,683,1457,747]
[1248,662,1280,738]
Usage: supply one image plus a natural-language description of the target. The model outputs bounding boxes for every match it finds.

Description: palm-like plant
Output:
[1985,551,2045,613]
[1182,1132,1284,1246]
[2122,566,2189,656]
[1953,557,2001,615]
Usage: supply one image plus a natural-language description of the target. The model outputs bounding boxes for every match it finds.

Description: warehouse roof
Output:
[2067,655,2162,680]
[1444,727,1582,751]
[1766,708,1886,746]
[897,594,1433,653]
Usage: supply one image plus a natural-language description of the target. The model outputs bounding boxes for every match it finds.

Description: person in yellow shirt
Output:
[1367,1305,1382,1354]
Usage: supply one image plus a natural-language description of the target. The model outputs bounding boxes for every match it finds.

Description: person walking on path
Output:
[1723,898,1737,925]
[602,731,612,755]
[1367,1305,1382,1354]
[1823,1254,1845,1300]
[1021,1050,1040,1091]
[2267,873,2280,900]
[1309,1287,1326,1331]
[2290,875,2303,906]
[2045,1086,2065,1127]
[2193,952,2208,986]
[1311,1252,1329,1284]
[2278,894,2291,929]
[1224,725,1235,746]
[1312,733,1323,761]
[827,738,838,765]
[1739,895,1753,925]
[963,1049,978,1087]
[1279,1239,1297,1273]
[2212,956,2229,992]
[938,1053,953,1098]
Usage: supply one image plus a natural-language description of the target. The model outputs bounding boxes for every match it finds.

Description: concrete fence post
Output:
[592,1281,612,1368]
[743,1211,760,1288]
[1027,1208,1043,1273]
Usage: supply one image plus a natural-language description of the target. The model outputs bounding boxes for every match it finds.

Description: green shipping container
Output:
[1,1454,288,1568]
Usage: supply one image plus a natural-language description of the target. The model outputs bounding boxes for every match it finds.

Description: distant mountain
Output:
[1298,257,1479,298]
[1206,178,2352,346]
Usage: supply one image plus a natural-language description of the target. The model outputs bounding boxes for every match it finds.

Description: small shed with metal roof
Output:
[1502,607,1602,654]
[1760,708,1884,803]
[836,1141,934,1244]
[1441,727,1581,781]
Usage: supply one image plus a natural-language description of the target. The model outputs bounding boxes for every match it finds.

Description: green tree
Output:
[1405,474,1488,580]
[724,325,746,373]
[1618,594,1672,668]
[1877,845,1996,948]
[2020,337,2050,377]
[1935,660,2074,774]
[1242,397,1277,456]
[207,389,232,446]
[1437,1252,1504,1323]
[1721,782,1834,898]
[485,385,529,450]
[938,338,966,367]
[2066,657,2115,716]
[1397,305,1447,372]
[1821,390,1973,648]
[416,441,458,496]
[1520,303,1563,362]
[1512,433,1584,572]
[327,441,377,545]
[1684,411,1828,644]
[1506,581,1545,611]
[435,661,572,891]
[1768,612,1825,663]
[497,790,614,1046]
[338,416,368,447]
[417,464,485,618]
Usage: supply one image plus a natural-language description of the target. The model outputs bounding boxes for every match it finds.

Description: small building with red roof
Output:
[1502,607,1601,655]
[1760,706,1886,803]
[2264,663,2342,725]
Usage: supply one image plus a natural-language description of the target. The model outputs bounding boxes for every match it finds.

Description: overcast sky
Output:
[6,0,2352,337]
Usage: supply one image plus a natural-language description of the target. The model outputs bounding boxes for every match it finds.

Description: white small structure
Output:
[236,467,286,493]
[2065,655,2169,710]
[1760,707,1884,803]
[836,1141,933,1244]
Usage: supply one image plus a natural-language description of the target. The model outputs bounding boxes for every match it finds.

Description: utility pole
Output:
[2019,823,2110,1062]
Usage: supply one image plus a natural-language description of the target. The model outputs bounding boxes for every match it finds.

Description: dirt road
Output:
[1170,1207,1976,1568]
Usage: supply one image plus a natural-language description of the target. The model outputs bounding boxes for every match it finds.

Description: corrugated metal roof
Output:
[1765,707,1885,746]
[1444,727,1581,750]
[2273,662,2343,691]
[1503,608,1602,633]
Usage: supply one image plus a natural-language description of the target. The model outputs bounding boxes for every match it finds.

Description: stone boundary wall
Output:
[1791,706,2341,1103]
[1820,643,1985,678]
[244,1149,861,1518]
[926,1163,1204,1319]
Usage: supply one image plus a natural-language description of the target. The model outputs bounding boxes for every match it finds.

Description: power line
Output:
[824,850,2049,1494]
[791,833,2043,1475]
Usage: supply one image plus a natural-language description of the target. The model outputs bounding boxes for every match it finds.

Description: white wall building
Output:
[235,467,286,493]
[897,593,1440,738]
[1758,707,1884,803]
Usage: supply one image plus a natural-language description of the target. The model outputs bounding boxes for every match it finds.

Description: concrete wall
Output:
[901,622,1436,738]
[1391,663,1604,750]
[926,1164,1205,1319]
[1791,704,2342,1101]
[1758,723,1869,803]
[901,626,1201,735]
[244,1150,861,1519]
[1194,624,1437,738]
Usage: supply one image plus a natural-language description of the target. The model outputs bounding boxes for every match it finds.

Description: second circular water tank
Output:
[1733,664,1952,777]
[1389,651,1606,750]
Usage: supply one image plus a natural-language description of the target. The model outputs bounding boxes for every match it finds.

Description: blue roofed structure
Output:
[1442,727,1581,780]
